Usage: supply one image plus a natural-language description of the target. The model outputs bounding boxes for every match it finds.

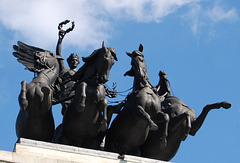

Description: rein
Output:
[105,83,133,96]
[167,80,175,96]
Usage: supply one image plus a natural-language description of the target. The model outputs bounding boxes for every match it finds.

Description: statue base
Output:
[0,138,170,163]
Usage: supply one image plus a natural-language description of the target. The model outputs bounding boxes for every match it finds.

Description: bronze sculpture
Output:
[140,71,231,161]
[104,44,169,157]
[12,20,232,161]
[58,41,118,149]
[13,41,63,142]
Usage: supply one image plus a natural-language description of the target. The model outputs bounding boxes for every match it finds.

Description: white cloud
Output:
[182,4,203,34]
[207,4,238,22]
[182,2,239,34]
[101,0,200,23]
[0,0,112,50]
[0,0,200,50]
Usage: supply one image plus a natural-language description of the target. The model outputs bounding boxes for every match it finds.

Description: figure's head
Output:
[67,53,80,69]
[159,70,168,81]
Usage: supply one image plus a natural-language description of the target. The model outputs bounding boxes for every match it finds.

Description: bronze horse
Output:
[13,41,62,142]
[59,42,117,149]
[105,45,169,157]
[140,71,231,161]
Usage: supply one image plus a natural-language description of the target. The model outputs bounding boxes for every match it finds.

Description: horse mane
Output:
[82,48,100,62]
[82,43,117,62]
[72,43,117,82]
[72,48,102,82]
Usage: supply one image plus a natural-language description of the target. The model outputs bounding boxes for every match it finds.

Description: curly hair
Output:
[67,53,80,65]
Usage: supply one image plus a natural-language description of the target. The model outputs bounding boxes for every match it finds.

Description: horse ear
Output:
[112,51,118,61]
[126,52,132,58]
[139,44,143,52]
[102,41,107,52]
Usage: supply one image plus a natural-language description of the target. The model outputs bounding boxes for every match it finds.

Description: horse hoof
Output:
[118,154,125,160]
[159,138,167,149]
[21,80,27,88]
[220,101,231,109]
[100,121,107,132]
[149,122,158,131]
[76,105,85,113]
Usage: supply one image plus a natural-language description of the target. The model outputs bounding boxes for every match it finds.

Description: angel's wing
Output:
[13,41,48,72]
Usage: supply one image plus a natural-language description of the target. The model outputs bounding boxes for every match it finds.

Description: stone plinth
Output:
[0,138,170,163]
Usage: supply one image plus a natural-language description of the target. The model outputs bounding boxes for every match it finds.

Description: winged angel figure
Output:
[13,41,63,142]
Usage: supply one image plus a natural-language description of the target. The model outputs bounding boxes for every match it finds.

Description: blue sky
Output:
[0,0,240,162]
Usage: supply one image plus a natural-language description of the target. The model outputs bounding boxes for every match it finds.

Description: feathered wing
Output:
[12,41,48,72]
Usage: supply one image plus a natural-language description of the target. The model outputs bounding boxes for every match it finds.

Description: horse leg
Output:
[131,105,158,131]
[95,104,124,150]
[155,112,170,149]
[107,102,124,125]
[93,132,106,150]
[104,134,116,153]
[169,112,191,141]
[41,86,52,112]
[73,82,87,112]
[182,113,191,141]
[98,98,108,132]
[52,123,63,143]
[59,131,74,146]
[18,80,28,111]
[190,101,231,136]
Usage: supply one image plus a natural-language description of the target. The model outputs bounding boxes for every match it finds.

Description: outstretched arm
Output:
[56,26,67,72]
[56,20,75,72]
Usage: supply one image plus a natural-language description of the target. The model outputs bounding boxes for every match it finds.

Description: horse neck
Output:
[81,63,99,85]
[71,62,98,86]
[36,63,59,85]
[132,74,152,91]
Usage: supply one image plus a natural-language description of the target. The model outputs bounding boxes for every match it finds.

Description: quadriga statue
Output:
[13,41,63,142]
[104,44,169,158]
[140,70,231,161]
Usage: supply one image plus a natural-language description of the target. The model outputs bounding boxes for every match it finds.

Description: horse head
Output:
[34,51,61,69]
[125,44,150,90]
[82,42,118,84]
